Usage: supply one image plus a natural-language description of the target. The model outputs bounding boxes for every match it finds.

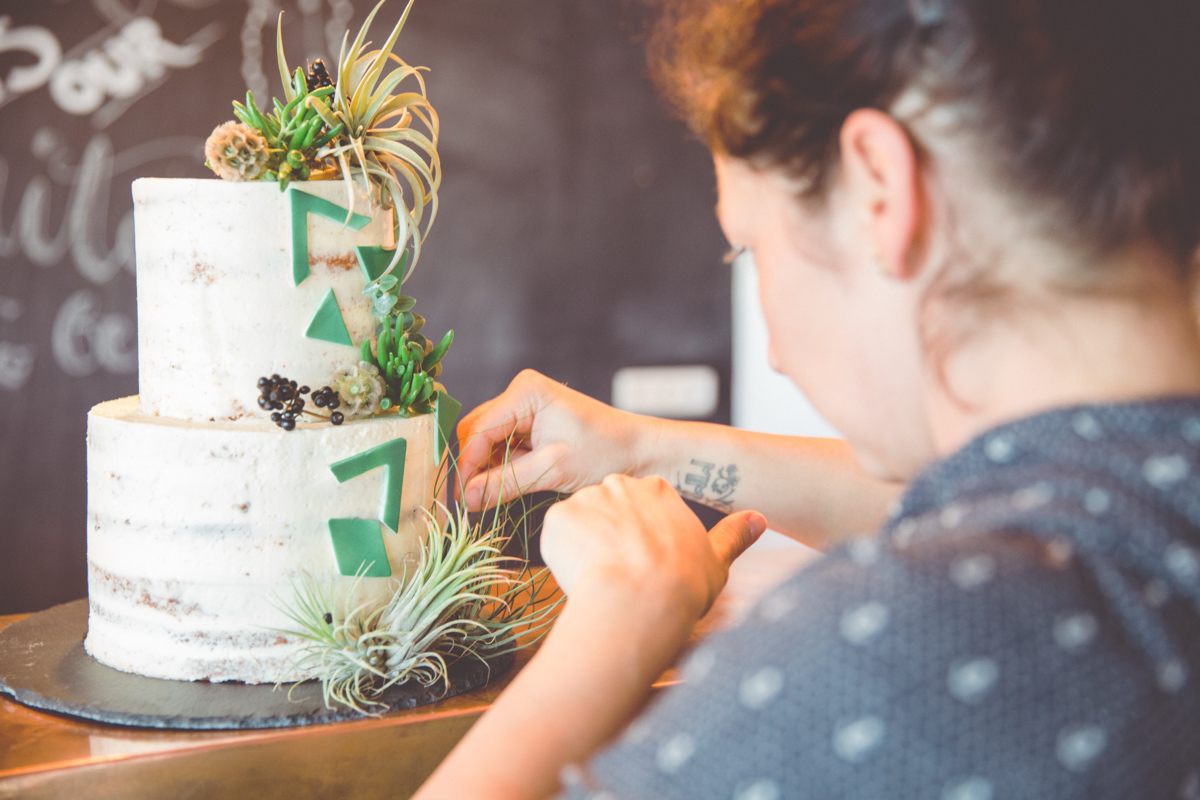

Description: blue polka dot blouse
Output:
[559,399,1200,800]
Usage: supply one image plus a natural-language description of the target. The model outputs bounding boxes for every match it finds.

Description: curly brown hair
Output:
[650,0,1200,265]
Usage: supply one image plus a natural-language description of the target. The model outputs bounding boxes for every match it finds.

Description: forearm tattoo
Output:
[675,459,740,512]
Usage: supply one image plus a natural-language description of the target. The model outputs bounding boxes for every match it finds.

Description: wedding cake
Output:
[82,0,458,685]
[84,180,453,683]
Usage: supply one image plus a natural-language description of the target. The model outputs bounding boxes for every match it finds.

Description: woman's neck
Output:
[926,253,1200,457]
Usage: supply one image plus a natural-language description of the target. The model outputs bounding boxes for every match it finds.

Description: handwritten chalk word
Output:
[0,16,60,106]
[51,289,135,378]
[0,16,216,121]
[0,134,140,283]
[50,18,208,117]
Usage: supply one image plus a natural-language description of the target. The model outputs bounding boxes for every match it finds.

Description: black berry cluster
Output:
[305,59,334,92]
[310,385,344,423]
[256,374,345,431]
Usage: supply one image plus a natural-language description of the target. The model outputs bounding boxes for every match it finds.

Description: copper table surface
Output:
[0,546,816,799]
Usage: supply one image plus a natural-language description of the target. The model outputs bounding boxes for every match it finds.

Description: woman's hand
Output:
[541,473,767,621]
[413,475,766,800]
[456,369,657,510]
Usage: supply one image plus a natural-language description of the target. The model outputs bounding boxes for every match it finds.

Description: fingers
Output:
[456,371,549,491]
[707,510,768,567]
[461,445,570,510]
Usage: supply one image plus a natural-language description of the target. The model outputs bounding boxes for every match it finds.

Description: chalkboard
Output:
[0,0,730,614]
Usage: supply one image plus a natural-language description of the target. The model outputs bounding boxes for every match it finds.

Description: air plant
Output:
[292,0,441,284]
[276,453,561,715]
[211,0,439,284]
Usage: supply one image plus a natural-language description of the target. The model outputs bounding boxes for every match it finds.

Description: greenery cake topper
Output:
[206,0,453,430]
[205,0,438,283]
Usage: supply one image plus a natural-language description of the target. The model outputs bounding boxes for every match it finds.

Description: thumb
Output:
[708,510,768,567]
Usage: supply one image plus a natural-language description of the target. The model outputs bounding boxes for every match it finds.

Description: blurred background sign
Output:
[0,0,733,614]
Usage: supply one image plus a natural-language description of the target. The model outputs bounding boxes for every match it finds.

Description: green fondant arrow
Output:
[327,518,392,577]
[289,188,372,286]
[305,288,354,346]
[329,437,408,533]
[434,390,462,464]
[355,246,408,283]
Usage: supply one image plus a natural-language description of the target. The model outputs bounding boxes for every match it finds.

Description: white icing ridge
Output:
[85,396,439,684]
[133,178,395,423]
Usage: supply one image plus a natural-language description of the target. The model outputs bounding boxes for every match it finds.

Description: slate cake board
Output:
[0,600,512,730]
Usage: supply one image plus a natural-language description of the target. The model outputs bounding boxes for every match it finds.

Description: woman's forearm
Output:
[633,418,902,549]
[414,575,696,800]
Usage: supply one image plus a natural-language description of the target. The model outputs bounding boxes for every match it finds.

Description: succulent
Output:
[331,361,386,418]
[361,308,452,416]
[226,67,345,190]
[204,121,270,181]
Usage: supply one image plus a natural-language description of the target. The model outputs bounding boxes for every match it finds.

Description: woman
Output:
[417,0,1200,796]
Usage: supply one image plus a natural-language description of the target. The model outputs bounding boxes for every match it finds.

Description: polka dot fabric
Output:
[558,399,1200,799]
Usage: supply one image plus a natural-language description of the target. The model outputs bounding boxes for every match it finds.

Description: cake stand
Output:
[0,600,511,730]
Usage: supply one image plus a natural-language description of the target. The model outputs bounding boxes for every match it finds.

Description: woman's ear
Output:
[838,109,923,280]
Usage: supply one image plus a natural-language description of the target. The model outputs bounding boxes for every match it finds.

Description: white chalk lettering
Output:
[0,17,61,107]
[49,18,206,117]
[51,289,135,378]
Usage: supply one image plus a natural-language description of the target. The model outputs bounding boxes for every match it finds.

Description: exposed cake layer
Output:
[133,178,395,422]
[85,396,439,683]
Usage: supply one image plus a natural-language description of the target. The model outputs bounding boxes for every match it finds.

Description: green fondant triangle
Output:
[355,246,408,283]
[330,438,408,533]
[328,518,392,577]
[305,288,354,346]
[434,390,462,464]
[289,188,373,286]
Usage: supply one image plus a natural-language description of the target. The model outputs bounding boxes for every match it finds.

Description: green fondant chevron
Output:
[434,390,462,464]
[289,188,372,286]
[330,438,408,533]
[305,288,353,346]
[355,246,408,283]
[328,518,392,577]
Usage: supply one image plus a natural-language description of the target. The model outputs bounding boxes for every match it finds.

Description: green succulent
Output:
[360,307,452,416]
[229,70,344,191]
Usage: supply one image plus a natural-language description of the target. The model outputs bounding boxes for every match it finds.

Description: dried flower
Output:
[331,361,385,417]
[205,120,269,182]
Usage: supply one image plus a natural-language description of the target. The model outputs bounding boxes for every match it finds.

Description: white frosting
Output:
[133,178,395,422]
[84,396,440,683]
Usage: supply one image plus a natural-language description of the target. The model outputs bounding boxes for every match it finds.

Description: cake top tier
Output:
[138,0,452,429]
[134,178,396,423]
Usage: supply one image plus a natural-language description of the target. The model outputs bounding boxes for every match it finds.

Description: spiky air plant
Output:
[276,464,561,715]
[288,0,441,284]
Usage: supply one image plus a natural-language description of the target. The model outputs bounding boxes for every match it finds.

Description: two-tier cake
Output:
[85,179,453,683]
[83,0,460,686]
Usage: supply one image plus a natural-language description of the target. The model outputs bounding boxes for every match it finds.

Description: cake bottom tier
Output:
[84,396,442,684]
